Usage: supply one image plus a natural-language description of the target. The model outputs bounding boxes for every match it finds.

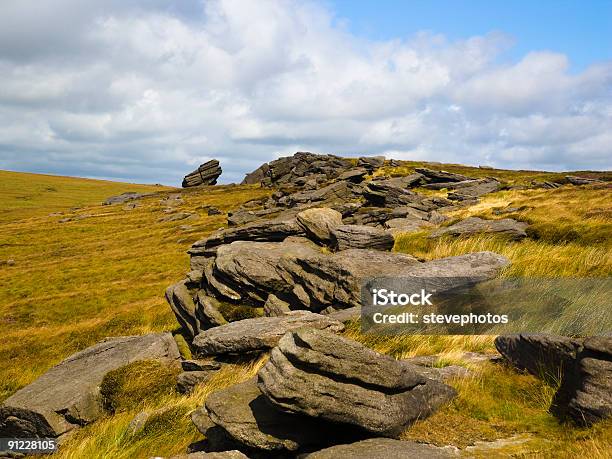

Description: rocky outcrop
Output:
[331,225,395,251]
[429,217,528,240]
[303,438,457,458]
[551,336,612,426]
[494,334,583,381]
[496,334,612,426]
[198,237,508,314]
[258,328,457,437]
[0,333,180,438]
[191,311,344,356]
[566,175,604,186]
[447,178,501,201]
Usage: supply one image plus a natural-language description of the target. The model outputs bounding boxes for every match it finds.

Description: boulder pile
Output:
[183,160,222,187]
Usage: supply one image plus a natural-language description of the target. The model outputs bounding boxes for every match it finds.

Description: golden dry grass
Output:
[1,168,611,458]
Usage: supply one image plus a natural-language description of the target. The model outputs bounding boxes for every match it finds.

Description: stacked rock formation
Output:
[182,160,222,187]
[495,334,612,426]
[167,152,520,343]
[191,328,458,455]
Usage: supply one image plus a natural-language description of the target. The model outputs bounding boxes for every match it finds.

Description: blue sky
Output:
[0,0,610,185]
[330,0,612,71]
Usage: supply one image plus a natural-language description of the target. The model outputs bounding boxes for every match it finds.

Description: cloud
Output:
[0,0,610,185]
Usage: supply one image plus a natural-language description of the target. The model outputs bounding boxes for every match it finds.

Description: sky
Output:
[0,0,610,185]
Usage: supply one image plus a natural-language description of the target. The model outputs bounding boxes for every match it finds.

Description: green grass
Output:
[1,168,611,458]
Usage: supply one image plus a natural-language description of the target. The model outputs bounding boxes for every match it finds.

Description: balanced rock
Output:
[257,328,457,437]
[192,311,344,356]
[182,160,222,187]
[303,438,457,459]
[296,207,343,244]
[0,333,180,438]
[429,217,528,240]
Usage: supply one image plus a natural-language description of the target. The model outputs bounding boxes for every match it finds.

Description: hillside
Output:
[0,162,610,458]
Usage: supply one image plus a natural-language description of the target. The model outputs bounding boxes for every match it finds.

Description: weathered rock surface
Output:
[193,378,360,454]
[303,438,457,458]
[384,217,433,234]
[296,208,343,244]
[337,167,368,182]
[204,239,508,313]
[429,217,528,240]
[415,168,470,183]
[357,156,385,170]
[447,178,500,201]
[566,175,604,186]
[0,333,180,438]
[192,311,344,356]
[551,336,612,426]
[263,294,291,317]
[494,334,583,381]
[183,160,222,187]
[177,370,216,394]
[331,224,395,251]
[258,328,457,437]
[170,451,249,459]
[103,192,150,205]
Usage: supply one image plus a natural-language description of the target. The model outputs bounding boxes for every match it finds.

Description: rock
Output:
[192,311,344,356]
[566,175,604,186]
[447,178,500,200]
[205,238,507,312]
[177,371,216,394]
[422,179,486,190]
[384,217,433,234]
[325,306,361,323]
[263,294,291,317]
[331,225,395,251]
[357,156,385,170]
[170,451,249,459]
[166,284,228,340]
[429,217,528,240]
[194,378,356,454]
[551,336,612,426]
[191,217,303,251]
[296,208,343,244]
[258,328,457,437]
[414,168,471,183]
[182,160,222,187]
[207,207,222,216]
[337,167,368,182]
[427,210,448,225]
[285,181,354,206]
[0,333,180,438]
[103,192,149,205]
[126,410,154,436]
[181,360,221,372]
[303,438,457,458]
[494,334,583,381]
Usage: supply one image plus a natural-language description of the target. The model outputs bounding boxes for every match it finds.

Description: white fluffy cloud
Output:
[0,0,610,184]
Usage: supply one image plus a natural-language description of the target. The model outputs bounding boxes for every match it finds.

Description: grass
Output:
[1,167,611,458]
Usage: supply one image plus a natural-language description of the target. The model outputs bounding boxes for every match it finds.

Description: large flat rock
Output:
[0,333,180,438]
[192,311,344,356]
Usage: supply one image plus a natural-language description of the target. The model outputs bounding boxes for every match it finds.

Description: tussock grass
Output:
[1,169,611,457]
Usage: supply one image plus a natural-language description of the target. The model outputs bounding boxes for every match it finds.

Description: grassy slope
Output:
[0,167,610,458]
